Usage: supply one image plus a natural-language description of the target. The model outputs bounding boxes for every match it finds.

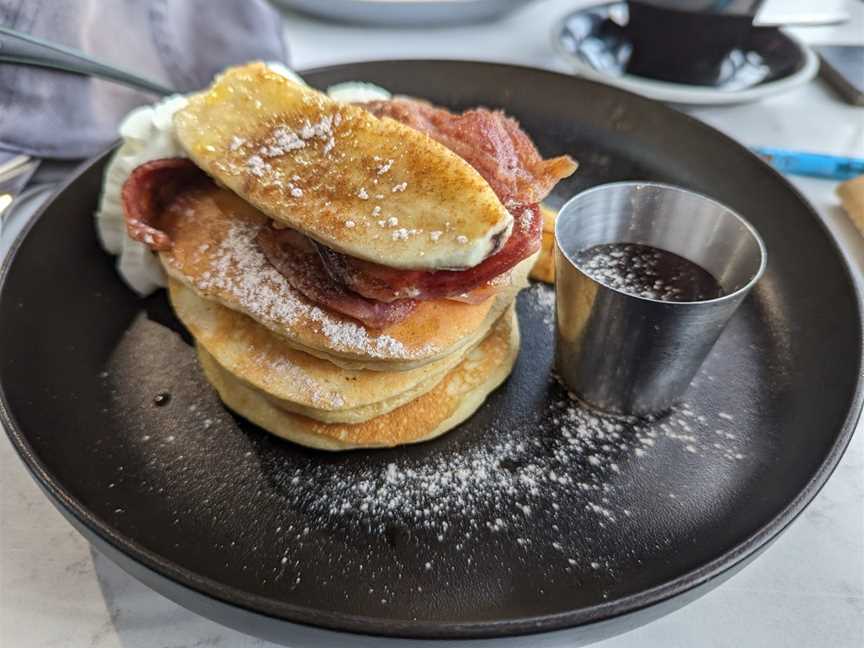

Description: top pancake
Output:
[173,63,512,270]
[158,185,533,371]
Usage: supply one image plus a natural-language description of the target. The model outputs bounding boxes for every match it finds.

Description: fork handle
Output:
[0,26,175,96]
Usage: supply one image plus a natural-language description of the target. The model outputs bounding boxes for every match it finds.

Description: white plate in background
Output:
[552,9,819,106]
[273,0,534,26]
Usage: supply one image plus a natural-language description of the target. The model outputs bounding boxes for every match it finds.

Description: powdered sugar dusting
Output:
[236,373,750,590]
[527,282,556,327]
[98,281,762,607]
[176,219,436,360]
[246,155,269,177]
[574,243,723,302]
[171,365,745,578]
[225,113,342,200]
[250,350,345,409]
[519,208,534,233]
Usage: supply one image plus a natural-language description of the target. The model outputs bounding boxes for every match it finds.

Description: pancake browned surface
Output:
[168,279,489,424]
[196,306,520,451]
[158,185,531,371]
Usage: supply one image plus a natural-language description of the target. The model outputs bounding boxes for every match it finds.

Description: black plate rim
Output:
[1,60,862,639]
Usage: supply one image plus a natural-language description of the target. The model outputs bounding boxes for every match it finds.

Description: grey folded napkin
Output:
[0,0,289,160]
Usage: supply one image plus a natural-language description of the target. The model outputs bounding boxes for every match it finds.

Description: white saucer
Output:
[552,10,818,106]
[274,0,532,26]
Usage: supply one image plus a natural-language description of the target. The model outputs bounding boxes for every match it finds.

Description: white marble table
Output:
[1,1,863,646]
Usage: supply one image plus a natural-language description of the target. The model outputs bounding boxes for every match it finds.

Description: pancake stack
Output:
[118,63,575,450]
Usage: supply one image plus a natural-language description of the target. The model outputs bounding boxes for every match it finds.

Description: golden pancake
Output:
[159,185,533,371]
[168,279,489,424]
[196,306,519,450]
[174,62,512,270]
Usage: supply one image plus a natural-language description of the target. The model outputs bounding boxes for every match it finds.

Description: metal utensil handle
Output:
[0,26,175,96]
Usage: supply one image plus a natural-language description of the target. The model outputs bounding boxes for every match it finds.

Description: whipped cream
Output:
[95,94,189,295]
[96,64,381,296]
[326,81,391,103]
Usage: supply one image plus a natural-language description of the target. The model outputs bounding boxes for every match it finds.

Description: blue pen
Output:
[752,147,864,181]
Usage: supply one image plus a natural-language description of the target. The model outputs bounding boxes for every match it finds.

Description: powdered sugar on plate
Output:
[264,378,747,538]
[96,279,759,604]
[526,281,556,327]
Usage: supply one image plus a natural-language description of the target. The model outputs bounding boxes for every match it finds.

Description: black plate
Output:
[1,61,861,644]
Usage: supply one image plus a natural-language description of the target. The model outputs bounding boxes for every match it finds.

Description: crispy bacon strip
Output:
[363,98,577,206]
[257,226,418,329]
[307,98,574,302]
[315,205,541,302]
[122,158,209,250]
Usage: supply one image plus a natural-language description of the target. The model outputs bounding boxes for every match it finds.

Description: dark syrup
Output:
[574,243,724,302]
